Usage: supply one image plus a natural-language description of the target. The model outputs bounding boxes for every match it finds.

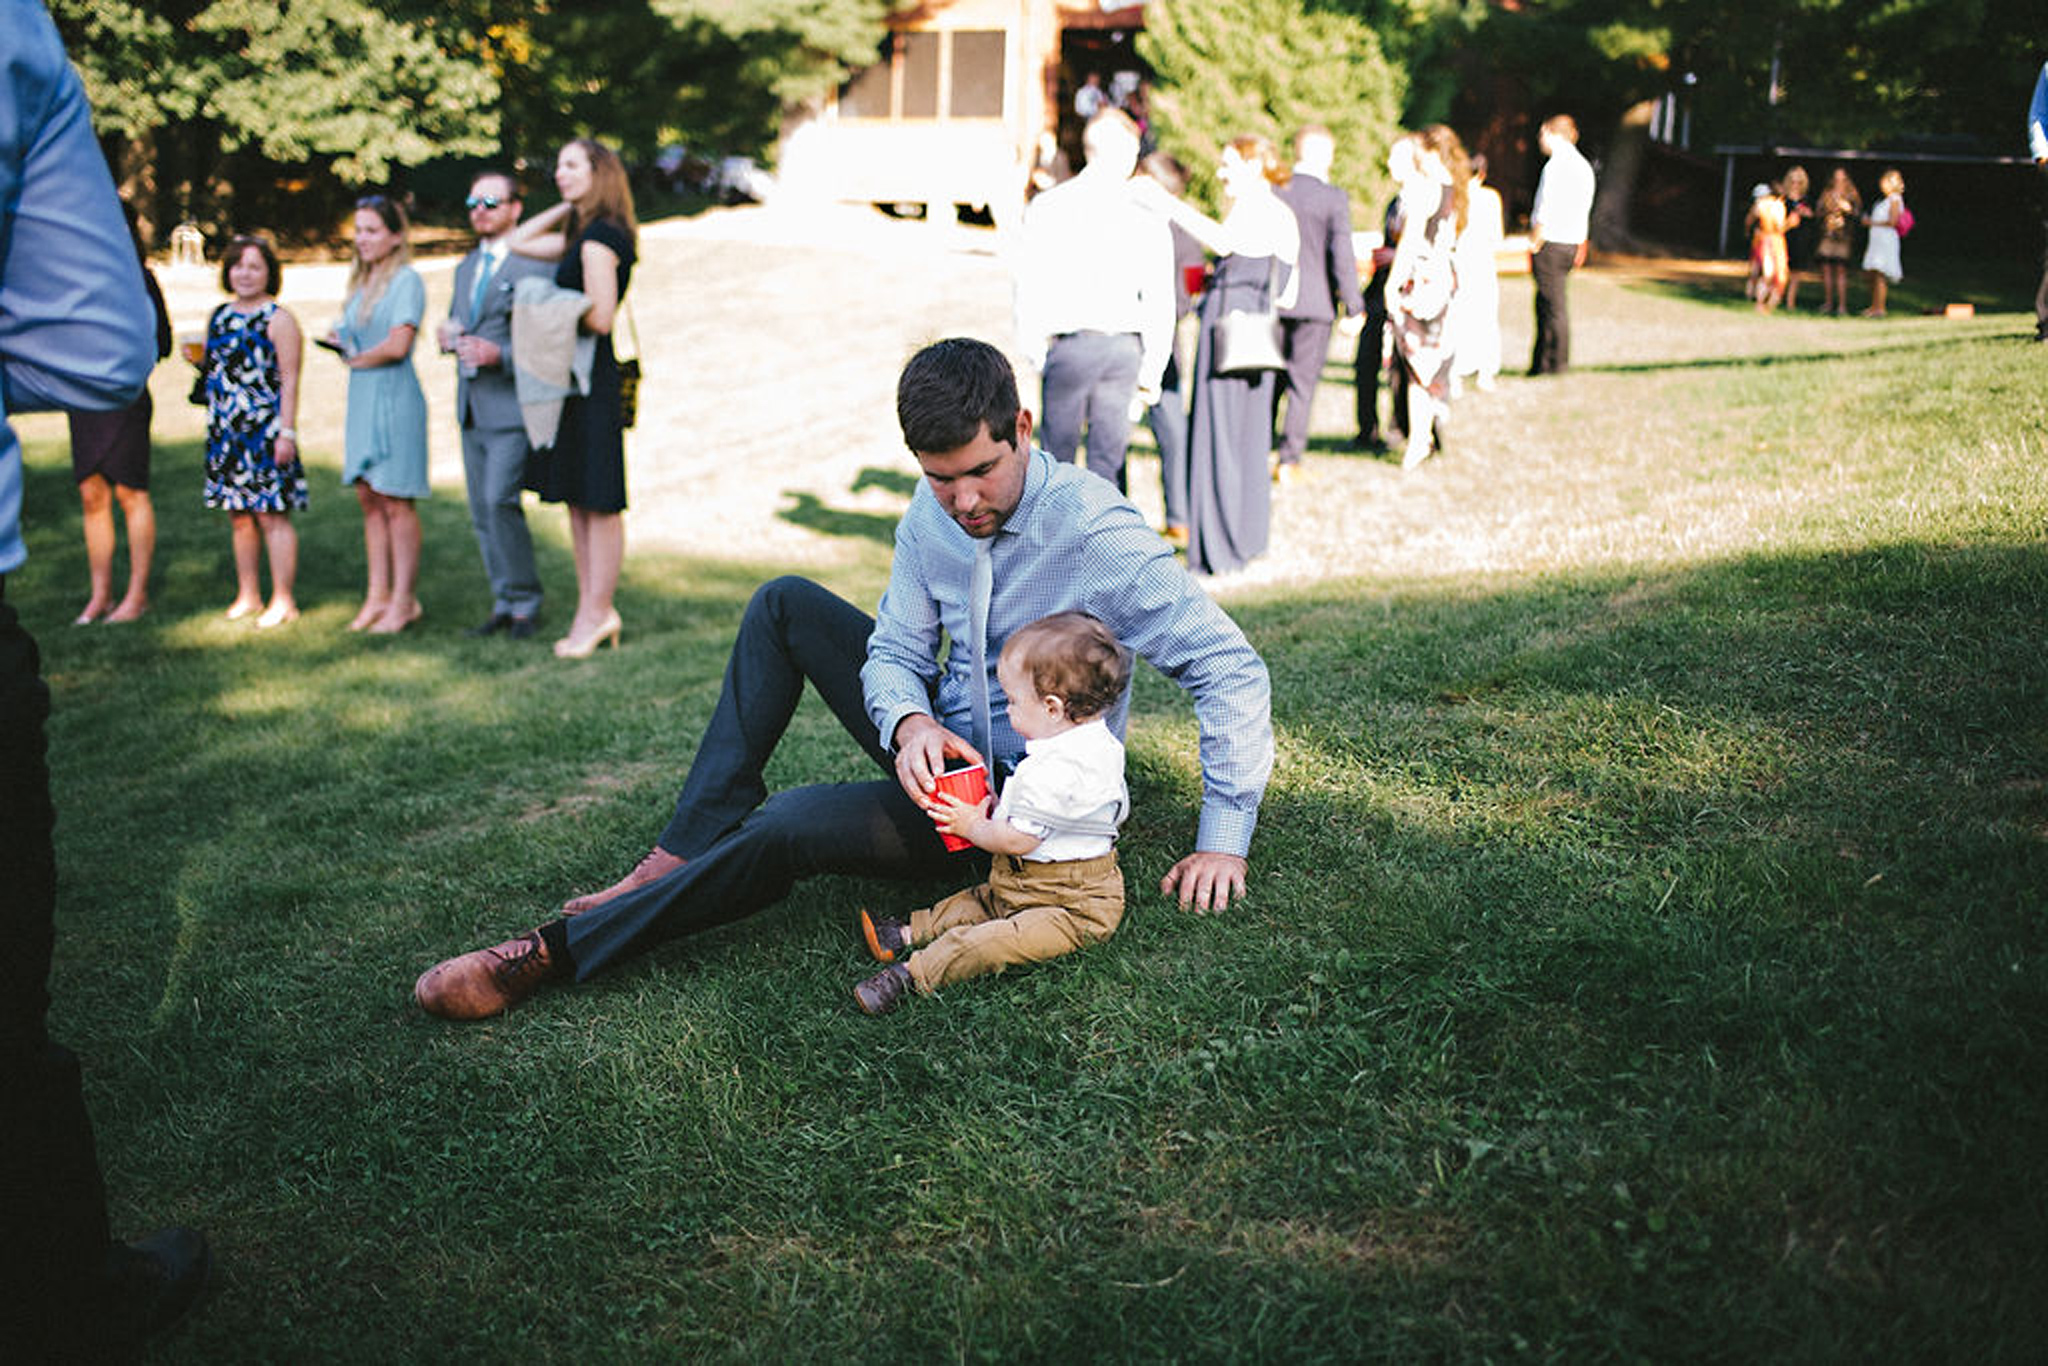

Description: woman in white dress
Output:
[1452,152,1504,392]
[1860,168,1905,318]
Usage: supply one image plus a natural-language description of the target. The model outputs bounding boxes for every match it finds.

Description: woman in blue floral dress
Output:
[201,234,305,628]
[324,193,430,633]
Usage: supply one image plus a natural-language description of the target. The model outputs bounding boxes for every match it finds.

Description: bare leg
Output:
[369,498,422,633]
[255,511,299,628]
[1402,384,1436,470]
[1863,271,1888,317]
[75,475,115,623]
[227,511,264,619]
[104,485,153,621]
[350,483,392,630]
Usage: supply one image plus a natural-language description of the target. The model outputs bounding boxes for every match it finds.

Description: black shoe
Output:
[1352,435,1390,456]
[854,963,913,1014]
[506,615,538,640]
[103,1226,211,1344]
[465,613,511,638]
[861,909,910,963]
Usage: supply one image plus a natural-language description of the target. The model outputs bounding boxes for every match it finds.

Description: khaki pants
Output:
[906,851,1124,993]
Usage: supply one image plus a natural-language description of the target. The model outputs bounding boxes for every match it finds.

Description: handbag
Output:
[187,303,227,406]
[614,300,641,429]
[1211,258,1287,377]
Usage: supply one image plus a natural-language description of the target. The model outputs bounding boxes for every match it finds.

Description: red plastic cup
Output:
[930,763,990,852]
[1183,262,1208,298]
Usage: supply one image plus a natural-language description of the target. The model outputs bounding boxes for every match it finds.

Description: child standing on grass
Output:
[1860,168,1907,317]
[854,612,1132,1014]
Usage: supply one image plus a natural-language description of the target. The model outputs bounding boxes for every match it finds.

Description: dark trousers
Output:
[1146,347,1188,528]
[2034,165,2048,340]
[1529,241,1577,375]
[1353,277,1406,442]
[0,589,116,1352]
[1040,331,1142,490]
[1274,317,1333,465]
[566,577,968,979]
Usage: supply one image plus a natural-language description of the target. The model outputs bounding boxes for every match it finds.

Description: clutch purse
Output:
[615,301,642,430]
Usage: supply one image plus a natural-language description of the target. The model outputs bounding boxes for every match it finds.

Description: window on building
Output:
[838,30,1007,121]
[950,32,1006,118]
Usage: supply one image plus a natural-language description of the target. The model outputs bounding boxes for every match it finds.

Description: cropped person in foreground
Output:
[414,338,1272,1021]
[3,2,210,1352]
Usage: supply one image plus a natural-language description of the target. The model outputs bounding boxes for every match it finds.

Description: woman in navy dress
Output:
[508,137,638,658]
[1174,134,1298,576]
[201,234,306,628]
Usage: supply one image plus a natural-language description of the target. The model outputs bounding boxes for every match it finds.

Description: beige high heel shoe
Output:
[554,610,622,659]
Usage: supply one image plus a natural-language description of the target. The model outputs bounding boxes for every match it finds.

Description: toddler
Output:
[854,612,1132,1013]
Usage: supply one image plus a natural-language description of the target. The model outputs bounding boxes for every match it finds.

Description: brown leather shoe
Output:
[562,846,686,914]
[414,930,560,1020]
[853,963,913,1015]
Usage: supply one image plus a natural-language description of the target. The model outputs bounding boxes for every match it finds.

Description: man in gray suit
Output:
[1273,126,1365,483]
[444,171,548,637]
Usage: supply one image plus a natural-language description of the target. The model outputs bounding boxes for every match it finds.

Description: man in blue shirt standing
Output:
[2,1,210,1353]
[416,337,1274,1020]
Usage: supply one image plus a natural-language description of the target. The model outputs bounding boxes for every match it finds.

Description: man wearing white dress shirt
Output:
[1013,108,1175,492]
[1527,114,1595,376]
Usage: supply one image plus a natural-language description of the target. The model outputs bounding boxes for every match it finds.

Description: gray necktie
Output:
[969,536,994,768]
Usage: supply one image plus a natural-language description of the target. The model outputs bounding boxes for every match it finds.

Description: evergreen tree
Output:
[1138,0,1408,216]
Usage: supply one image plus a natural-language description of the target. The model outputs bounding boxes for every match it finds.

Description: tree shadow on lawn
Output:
[24,436,2048,1357]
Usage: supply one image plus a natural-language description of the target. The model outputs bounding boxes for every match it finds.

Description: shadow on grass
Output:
[19,429,2048,1360]
[775,490,900,546]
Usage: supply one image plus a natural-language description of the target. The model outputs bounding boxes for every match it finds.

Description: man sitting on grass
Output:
[413,337,1271,1020]
[854,611,1133,1014]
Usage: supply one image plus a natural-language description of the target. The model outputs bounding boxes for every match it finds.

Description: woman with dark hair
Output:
[327,192,430,633]
[199,233,305,627]
[1153,133,1298,576]
[1387,123,1469,469]
[507,137,639,657]
[68,204,169,623]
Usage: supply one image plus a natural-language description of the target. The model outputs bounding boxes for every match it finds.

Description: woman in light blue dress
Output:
[327,193,430,633]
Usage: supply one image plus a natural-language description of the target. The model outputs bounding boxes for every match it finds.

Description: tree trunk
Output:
[1590,98,1656,254]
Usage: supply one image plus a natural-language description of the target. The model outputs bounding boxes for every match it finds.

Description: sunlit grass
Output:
[11,268,2046,1361]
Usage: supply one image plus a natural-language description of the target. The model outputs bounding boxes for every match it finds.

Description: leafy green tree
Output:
[1139,0,1408,216]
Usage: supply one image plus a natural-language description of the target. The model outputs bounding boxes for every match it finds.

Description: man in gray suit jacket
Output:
[444,171,549,636]
[1273,126,1365,481]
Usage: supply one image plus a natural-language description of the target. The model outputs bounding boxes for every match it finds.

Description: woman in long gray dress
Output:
[1169,135,1298,576]
[326,193,430,633]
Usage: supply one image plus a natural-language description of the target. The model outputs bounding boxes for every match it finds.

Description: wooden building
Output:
[777,0,1148,220]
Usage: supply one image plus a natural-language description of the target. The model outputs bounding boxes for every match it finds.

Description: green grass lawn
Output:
[13,273,2047,1361]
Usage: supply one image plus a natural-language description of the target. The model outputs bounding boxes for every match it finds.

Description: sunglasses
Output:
[465,194,507,210]
[356,194,390,208]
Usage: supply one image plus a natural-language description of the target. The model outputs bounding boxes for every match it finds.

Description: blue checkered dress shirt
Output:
[863,448,1272,858]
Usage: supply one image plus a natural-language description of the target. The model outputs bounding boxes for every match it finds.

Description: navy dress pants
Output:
[566,577,969,979]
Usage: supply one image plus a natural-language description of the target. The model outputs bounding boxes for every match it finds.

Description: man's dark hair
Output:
[470,168,522,199]
[897,337,1019,455]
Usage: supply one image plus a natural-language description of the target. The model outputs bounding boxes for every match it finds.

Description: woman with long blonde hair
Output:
[326,192,430,632]
[506,137,639,657]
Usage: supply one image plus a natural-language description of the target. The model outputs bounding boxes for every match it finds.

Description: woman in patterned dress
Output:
[326,193,431,633]
[1388,124,1470,470]
[200,234,305,628]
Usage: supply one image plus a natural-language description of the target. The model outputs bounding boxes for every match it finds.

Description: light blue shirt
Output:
[2029,60,2048,163]
[863,447,1273,858]
[0,0,157,573]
